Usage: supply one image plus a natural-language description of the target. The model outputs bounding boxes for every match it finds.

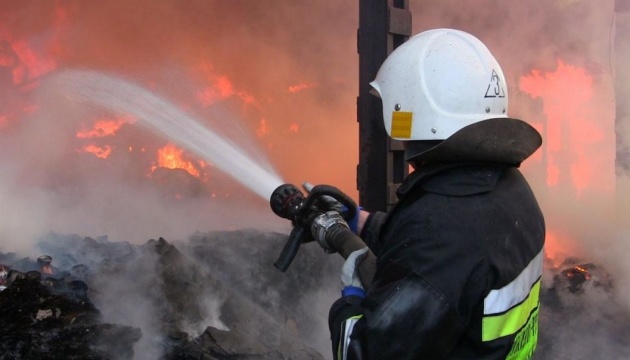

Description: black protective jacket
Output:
[329,163,545,360]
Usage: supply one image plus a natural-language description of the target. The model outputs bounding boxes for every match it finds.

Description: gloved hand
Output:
[341,247,369,298]
[310,211,349,253]
[302,182,361,234]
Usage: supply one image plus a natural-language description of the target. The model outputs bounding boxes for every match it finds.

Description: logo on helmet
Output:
[485,69,506,98]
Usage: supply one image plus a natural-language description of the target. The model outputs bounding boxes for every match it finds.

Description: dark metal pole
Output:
[357,0,411,212]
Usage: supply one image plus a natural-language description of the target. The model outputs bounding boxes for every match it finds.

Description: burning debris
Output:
[533,257,630,360]
[555,258,613,294]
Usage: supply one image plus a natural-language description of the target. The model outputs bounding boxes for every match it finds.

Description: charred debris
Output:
[0,231,335,360]
[1,231,630,359]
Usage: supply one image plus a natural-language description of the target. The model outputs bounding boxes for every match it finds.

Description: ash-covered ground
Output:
[1,231,630,360]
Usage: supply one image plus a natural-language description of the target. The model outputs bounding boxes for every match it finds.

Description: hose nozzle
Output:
[270,183,306,221]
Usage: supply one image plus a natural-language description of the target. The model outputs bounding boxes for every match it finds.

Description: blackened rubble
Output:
[3,232,630,359]
[0,271,141,359]
[0,231,333,359]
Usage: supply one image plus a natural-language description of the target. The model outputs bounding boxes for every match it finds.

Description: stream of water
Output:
[46,69,284,201]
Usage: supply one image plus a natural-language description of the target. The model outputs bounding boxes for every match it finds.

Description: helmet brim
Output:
[406,118,542,165]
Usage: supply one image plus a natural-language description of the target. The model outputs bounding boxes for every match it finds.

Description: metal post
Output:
[357,0,411,212]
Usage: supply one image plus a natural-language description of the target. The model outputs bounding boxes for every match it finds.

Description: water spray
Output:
[46,69,283,201]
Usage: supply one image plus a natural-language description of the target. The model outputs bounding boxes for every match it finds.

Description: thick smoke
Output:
[1,0,629,359]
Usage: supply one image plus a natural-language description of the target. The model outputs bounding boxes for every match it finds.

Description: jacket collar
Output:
[396,163,509,198]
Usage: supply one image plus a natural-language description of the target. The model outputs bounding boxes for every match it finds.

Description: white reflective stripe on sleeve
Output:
[484,249,543,315]
[339,315,362,360]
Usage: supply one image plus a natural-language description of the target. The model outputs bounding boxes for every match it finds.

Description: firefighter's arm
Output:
[328,248,369,360]
[329,294,365,360]
[358,211,387,254]
[328,269,466,360]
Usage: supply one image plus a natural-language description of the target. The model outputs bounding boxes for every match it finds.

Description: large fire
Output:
[0,1,620,271]
[520,60,616,266]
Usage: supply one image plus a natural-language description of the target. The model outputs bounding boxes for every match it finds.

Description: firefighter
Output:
[309,28,545,359]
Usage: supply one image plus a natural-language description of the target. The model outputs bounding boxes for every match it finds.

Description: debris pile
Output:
[2,232,630,359]
[0,271,141,359]
[0,230,339,359]
[534,258,630,360]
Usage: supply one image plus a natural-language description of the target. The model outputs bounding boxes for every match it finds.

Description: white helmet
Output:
[370,28,508,141]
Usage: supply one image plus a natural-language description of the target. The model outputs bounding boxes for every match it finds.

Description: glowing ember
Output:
[153,144,201,178]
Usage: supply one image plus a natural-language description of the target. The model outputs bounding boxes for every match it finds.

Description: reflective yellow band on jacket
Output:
[506,306,539,360]
[485,250,543,315]
[482,280,541,342]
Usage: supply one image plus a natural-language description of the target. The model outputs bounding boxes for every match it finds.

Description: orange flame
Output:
[197,75,234,106]
[80,145,112,159]
[519,60,613,198]
[195,62,258,107]
[288,82,317,93]
[153,144,201,178]
[520,60,615,266]
[76,118,127,139]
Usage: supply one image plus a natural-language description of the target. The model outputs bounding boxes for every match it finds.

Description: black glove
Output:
[310,211,349,253]
[302,182,361,234]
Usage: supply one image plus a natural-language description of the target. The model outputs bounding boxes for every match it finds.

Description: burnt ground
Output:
[1,231,630,359]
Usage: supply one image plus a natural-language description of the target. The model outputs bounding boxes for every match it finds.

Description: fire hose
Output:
[269,183,376,289]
